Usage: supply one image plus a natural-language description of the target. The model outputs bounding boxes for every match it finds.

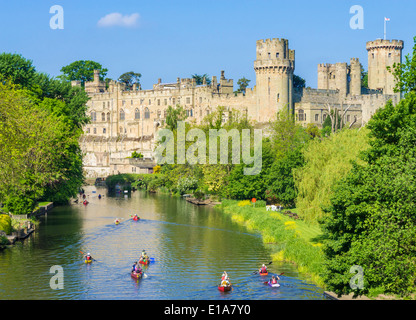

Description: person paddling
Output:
[270,275,279,285]
[259,264,267,274]
[85,252,93,262]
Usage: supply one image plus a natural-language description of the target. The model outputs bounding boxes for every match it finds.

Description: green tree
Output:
[192,74,211,85]
[165,105,187,130]
[60,60,108,86]
[388,36,416,94]
[118,71,142,88]
[293,74,306,89]
[321,92,416,297]
[236,77,251,94]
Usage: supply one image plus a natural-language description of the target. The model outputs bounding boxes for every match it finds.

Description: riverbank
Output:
[217,200,325,288]
[1,202,53,246]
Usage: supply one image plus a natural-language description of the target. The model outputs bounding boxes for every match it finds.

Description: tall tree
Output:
[118,71,142,88]
[236,77,251,94]
[60,60,108,86]
[293,74,306,89]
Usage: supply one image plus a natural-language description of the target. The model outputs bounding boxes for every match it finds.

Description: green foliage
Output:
[293,74,306,89]
[265,147,305,207]
[320,92,416,297]
[176,176,199,195]
[294,128,370,223]
[130,151,143,159]
[388,36,416,94]
[60,60,108,86]
[0,214,12,235]
[118,71,142,88]
[165,105,187,130]
[192,74,211,85]
[236,77,251,94]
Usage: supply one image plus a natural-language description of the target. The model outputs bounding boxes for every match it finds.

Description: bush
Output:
[0,214,12,235]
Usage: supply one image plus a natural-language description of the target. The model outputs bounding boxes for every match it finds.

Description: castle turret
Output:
[349,58,362,96]
[254,38,295,121]
[366,39,404,96]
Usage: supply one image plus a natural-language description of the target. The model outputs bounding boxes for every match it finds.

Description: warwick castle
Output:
[78,37,404,178]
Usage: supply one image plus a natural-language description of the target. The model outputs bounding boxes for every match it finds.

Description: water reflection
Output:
[0,186,325,300]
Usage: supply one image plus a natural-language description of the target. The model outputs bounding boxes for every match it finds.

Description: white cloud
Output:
[97,13,140,28]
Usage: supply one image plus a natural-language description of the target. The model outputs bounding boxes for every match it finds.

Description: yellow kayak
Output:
[85,260,92,264]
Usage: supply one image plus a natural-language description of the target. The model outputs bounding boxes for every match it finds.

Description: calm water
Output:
[0,186,325,300]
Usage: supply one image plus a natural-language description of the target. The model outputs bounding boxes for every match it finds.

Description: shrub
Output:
[0,214,12,235]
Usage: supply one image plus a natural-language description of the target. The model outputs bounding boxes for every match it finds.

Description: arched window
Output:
[120,109,125,121]
[90,111,97,122]
[144,107,150,119]
[101,112,106,121]
[107,112,110,121]
[135,108,140,120]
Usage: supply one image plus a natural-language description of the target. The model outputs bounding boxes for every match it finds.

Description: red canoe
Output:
[131,271,142,280]
[218,285,232,292]
[133,217,139,221]
[259,272,268,276]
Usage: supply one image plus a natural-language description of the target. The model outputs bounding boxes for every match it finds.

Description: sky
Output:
[0,0,414,90]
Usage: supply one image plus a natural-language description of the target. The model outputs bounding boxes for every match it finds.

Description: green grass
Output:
[219,200,326,288]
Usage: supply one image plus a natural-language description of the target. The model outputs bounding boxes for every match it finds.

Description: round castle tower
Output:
[254,38,295,122]
[366,39,404,96]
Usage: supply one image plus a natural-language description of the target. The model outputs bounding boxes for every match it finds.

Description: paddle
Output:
[252,261,273,275]
[79,250,98,262]
[263,272,284,284]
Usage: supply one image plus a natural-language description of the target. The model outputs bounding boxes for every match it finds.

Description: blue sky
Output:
[0,0,414,89]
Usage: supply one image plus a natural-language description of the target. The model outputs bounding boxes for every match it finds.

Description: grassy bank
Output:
[218,200,325,288]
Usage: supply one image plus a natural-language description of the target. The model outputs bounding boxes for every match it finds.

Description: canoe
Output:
[131,271,142,280]
[259,272,268,276]
[85,259,92,264]
[268,282,280,288]
[218,285,232,292]
[133,217,139,221]
[139,260,149,265]
[115,221,120,225]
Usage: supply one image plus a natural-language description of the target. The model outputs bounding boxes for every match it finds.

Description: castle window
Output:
[276,52,279,58]
[388,53,392,58]
[190,109,193,117]
[120,109,125,120]
[157,99,160,106]
[172,98,175,105]
[298,109,305,121]
[93,128,97,134]
[135,108,140,120]
[164,99,167,105]
[103,128,106,134]
[268,52,271,59]
[186,97,191,104]
[277,93,280,102]
[323,114,327,121]
[107,112,110,121]
[86,128,90,134]
[101,112,106,121]
[315,114,319,122]
[157,109,161,118]
[144,107,150,119]
[90,111,97,122]
[372,53,375,59]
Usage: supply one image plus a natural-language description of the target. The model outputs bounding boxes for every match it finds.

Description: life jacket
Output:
[86,255,92,261]
[272,278,277,284]
[261,267,267,273]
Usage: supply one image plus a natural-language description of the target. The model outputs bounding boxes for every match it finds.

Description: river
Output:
[0,186,325,300]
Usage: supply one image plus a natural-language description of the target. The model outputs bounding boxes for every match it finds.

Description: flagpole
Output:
[384,18,386,40]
